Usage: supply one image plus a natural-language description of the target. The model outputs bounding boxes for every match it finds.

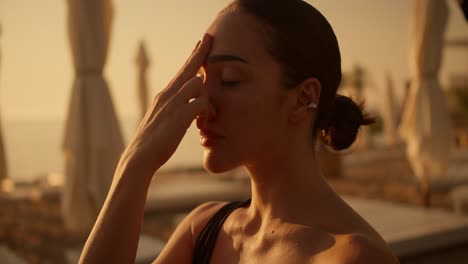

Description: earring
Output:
[307,102,318,110]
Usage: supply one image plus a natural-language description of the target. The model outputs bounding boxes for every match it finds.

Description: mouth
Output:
[199,129,225,147]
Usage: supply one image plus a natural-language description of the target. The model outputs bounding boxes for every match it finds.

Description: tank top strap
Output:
[192,199,251,264]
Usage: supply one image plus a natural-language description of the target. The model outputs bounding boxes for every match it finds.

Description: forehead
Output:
[206,11,271,64]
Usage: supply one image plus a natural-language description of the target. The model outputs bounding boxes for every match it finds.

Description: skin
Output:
[79,10,399,264]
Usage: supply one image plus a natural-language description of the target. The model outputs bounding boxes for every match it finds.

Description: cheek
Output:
[218,94,253,130]
[224,91,279,142]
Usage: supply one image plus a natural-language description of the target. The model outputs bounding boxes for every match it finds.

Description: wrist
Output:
[114,155,160,186]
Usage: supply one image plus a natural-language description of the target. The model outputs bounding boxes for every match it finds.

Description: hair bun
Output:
[320,95,375,150]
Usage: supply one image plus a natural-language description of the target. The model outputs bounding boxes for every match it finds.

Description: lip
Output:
[199,129,224,138]
[199,129,224,147]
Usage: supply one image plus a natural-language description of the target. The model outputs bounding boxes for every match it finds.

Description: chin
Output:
[202,149,239,174]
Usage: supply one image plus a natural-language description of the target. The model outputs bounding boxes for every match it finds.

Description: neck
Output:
[244,140,337,226]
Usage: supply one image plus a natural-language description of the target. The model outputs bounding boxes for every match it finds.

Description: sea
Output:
[1,118,204,181]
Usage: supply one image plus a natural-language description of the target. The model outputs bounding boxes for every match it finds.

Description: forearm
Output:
[77,33,212,264]
[79,161,155,264]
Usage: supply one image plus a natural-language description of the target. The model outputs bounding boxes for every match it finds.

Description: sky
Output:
[0,0,467,122]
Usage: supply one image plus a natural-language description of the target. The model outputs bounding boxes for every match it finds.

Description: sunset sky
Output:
[1,0,468,122]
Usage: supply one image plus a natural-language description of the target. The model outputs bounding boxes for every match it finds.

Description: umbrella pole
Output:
[421,174,431,208]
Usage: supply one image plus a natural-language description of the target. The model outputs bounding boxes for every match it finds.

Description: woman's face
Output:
[196,10,294,173]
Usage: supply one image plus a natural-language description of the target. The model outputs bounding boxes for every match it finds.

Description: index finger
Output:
[166,34,213,97]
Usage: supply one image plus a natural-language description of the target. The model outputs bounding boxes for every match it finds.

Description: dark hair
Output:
[221,0,375,150]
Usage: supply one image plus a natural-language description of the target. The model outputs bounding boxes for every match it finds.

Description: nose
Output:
[196,105,216,130]
[197,75,218,128]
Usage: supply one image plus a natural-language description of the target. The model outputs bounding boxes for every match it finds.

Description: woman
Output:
[80,0,399,263]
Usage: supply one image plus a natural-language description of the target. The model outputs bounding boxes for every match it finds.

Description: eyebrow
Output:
[206,54,249,64]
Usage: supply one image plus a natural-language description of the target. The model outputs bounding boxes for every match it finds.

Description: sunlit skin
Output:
[79,9,398,264]
[191,11,397,263]
[196,17,294,174]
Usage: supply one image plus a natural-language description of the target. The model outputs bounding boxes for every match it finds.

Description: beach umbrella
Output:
[381,74,398,147]
[0,23,10,191]
[399,0,451,207]
[63,0,124,233]
[135,40,150,120]
[0,118,8,191]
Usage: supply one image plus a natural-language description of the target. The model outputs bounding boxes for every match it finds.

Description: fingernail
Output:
[196,72,205,83]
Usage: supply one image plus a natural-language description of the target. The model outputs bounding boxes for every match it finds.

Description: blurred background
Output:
[1,0,468,263]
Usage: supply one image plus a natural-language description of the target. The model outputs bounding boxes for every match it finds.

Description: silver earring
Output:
[307,102,318,110]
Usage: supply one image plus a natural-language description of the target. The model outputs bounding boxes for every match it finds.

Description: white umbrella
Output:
[0,119,8,191]
[399,0,451,207]
[0,23,10,191]
[135,40,150,120]
[63,0,124,233]
[381,74,398,147]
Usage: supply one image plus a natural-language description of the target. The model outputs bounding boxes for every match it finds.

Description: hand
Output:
[119,34,214,179]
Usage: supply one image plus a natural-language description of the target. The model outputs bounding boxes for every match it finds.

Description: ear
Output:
[289,78,321,124]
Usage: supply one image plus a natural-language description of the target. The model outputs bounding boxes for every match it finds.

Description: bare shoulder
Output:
[187,201,229,244]
[153,201,227,264]
[333,233,399,264]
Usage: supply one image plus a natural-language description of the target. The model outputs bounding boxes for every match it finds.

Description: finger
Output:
[179,34,212,81]
[174,76,204,104]
[180,95,215,125]
[164,34,212,97]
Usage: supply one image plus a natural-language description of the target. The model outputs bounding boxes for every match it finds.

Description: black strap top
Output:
[192,199,251,264]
